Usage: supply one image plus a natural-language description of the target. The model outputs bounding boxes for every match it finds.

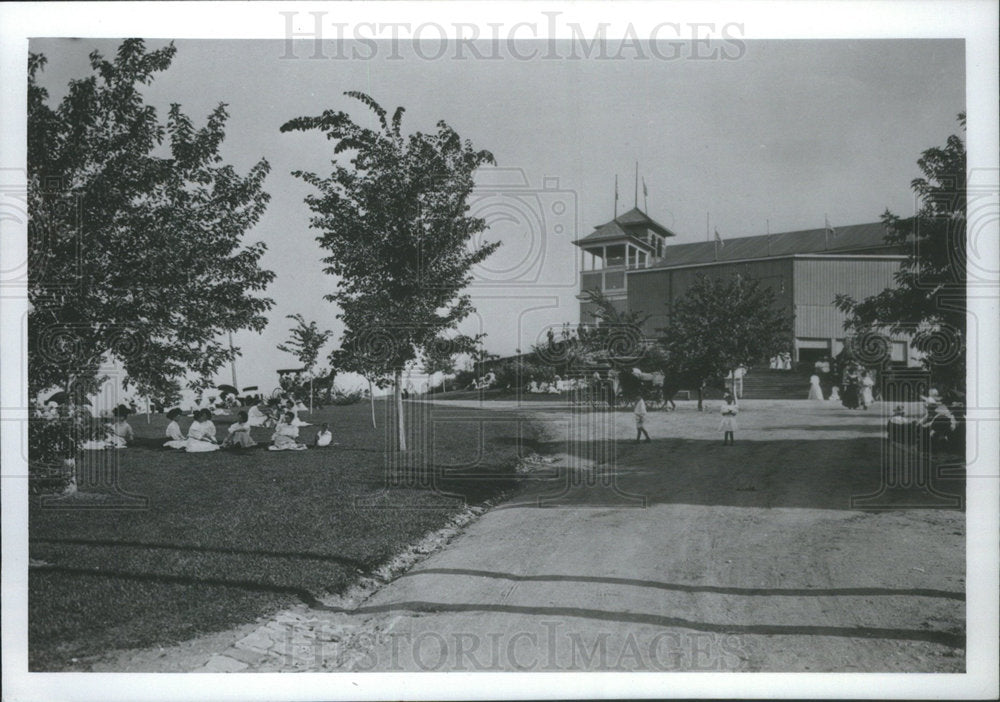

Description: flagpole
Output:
[614,175,619,218]
[228,331,238,390]
[634,162,638,209]
[766,219,771,256]
[824,213,829,250]
[706,212,710,242]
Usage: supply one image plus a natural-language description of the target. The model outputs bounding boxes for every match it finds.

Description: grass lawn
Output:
[28,399,535,670]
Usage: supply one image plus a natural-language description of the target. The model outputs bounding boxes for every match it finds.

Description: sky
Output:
[29,37,965,395]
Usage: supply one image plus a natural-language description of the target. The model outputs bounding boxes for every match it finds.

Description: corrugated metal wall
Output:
[792,258,901,338]
[627,258,795,337]
[625,256,902,342]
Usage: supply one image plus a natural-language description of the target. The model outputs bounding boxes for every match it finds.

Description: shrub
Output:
[28,406,89,494]
[329,389,364,406]
[452,369,477,390]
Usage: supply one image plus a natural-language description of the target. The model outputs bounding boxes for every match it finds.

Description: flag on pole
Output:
[714,228,724,247]
[614,175,619,217]
[825,215,836,237]
[641,177,648,211]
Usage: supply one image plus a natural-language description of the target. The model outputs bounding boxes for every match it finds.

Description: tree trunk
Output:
[368,379,376,429]
[697,383,704,412]
[394,369,407,452]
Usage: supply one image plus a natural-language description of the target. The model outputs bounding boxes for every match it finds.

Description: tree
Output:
[661,273,792,409]
[329,329,390,430]
[577,288,649,369]
[277,313,333,411]
[422,335,474,393]
[27,40,275,400]
[835,114,967,396]
[281,92,498,450]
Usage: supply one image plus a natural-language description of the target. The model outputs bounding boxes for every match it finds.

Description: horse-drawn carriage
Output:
[569,368,678,411]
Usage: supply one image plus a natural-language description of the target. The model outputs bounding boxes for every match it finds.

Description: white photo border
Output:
[2,2,997,700]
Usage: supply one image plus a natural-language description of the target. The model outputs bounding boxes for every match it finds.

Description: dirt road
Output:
[93,399,965,673]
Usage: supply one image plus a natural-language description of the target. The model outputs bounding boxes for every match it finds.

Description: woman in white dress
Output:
[860,371,875,409]
[314,422,333,447]
[107,406,135,448]
[719,393,739,445]
[164,408,187,449]
[284,400,312,427]
[247,403,273,428]
[270,412,307,451]
[185,409,220,452]
[807,374,824,401]
[222,410,257,449]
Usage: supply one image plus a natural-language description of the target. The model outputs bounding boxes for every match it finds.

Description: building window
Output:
[605,244,625,267]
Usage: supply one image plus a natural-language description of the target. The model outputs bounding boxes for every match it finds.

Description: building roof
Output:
[574,221,654,250]
[573,207,678,247]
[614,207,676,237]
[643,221,896,270]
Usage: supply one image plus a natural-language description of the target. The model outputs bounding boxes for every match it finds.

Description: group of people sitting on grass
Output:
[79,402,334,452]
[246,398,311,429]
[526,374,596,394]
[81,405,136,449]
[164,407,333,452]
[886,388,961,451]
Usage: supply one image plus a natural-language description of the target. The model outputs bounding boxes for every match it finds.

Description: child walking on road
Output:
[720,392,738,445]
[634,397,651,443]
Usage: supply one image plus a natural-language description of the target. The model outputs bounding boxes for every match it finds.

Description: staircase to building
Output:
[739,366,812,400]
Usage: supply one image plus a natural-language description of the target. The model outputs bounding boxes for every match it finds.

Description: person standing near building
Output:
[634,396,651,443]
[808,373,824,401]
[719,392,739,445]
[859,370,876,409]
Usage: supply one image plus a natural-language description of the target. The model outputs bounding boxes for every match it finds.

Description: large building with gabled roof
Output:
[574,211,917,367]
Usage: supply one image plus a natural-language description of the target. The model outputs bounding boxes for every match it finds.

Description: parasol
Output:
[216,384,239,396]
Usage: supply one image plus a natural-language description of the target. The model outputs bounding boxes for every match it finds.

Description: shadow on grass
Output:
[758,424,886,433]
[29,537,373,572]
[31,563,323,607]
[517,436,965,511]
